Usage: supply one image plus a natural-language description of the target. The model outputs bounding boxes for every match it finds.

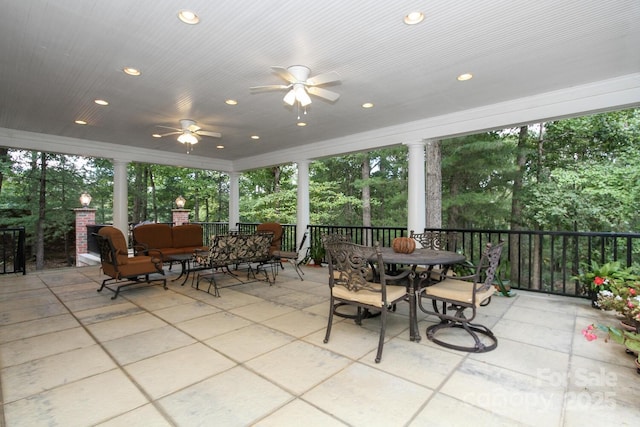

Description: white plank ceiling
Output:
[0,0,638,170]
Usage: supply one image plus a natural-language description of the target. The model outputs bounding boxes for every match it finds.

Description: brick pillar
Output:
[172,209,190,226]
[75,208,96,266]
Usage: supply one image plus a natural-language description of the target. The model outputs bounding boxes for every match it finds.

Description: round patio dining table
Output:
[376,247,465,342]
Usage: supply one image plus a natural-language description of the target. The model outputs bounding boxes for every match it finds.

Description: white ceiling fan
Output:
[156,119,221,153]
[250,65,341,107]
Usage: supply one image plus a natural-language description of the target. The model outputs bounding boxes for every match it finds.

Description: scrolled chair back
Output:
[409,230,458,251]
[324,240,383,294]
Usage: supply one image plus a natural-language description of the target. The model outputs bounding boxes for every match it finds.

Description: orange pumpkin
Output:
[392,237,416,254]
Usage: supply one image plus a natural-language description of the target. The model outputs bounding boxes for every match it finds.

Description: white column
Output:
[296,160,311,255]
[404,141,426,234]
[112,159,129,245]
[228,172,240,231]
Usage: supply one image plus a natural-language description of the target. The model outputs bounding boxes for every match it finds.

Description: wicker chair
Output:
[323,240,407,363]
[94,226,166,299]
[418,241,504,352]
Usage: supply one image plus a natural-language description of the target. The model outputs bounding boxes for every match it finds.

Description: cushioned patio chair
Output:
[94,226,166,299]
[409,230,459,281]
[272,231,308,280]
[256,222,284,276]
[418,241,504,352]
[323,240,407,363]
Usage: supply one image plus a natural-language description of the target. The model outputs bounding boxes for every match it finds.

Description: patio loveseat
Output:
[132,223,208,261]
[193,232,275,295]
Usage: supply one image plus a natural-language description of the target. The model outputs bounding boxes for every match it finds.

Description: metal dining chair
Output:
[418,241,505,352]
[323,240,407,363]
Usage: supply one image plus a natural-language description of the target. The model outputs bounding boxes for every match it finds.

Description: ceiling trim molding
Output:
[0,127,233,172]
[233,73,640,171]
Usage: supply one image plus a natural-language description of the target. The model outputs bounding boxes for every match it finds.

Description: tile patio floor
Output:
[0,263,639,426]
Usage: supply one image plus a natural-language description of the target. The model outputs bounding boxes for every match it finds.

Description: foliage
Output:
[520,109,640,232]
[573,261,638,293]
[441,132,517,229]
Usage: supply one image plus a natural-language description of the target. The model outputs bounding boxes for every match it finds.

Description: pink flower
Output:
[629,288,636,296]
[582,325,598,341]
[594,277,605,286]
[628,301,635,309]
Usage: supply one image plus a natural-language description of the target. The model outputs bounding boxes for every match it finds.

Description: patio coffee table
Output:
[167,253,196,286]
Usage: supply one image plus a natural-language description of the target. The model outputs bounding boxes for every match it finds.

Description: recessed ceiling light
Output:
[404,11,424,25]
[123,67,141,76]
[216,144,224,149]
[225,99,238,105]
[362,102,374,109]
[457,73,473,81]
[297,122,307,127]
[152,134,161,138]
[178,10,199,24]
[75,120,87,125]
[94,99,109,106]
[251,135,260,140]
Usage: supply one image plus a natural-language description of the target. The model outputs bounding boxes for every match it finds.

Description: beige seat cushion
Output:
[424,278,493,307]
[332,282,406,307]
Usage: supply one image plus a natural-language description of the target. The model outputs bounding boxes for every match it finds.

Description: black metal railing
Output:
[1,227,26,275]
[275,224,640,298]
[149,222,640,300]
[428,228,640,297]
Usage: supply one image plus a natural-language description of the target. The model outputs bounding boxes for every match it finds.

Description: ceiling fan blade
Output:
[250,84,291,92]
[197,130,222,138]
[156,125,181,131]
[306,71,341,86]
[187,124,201,132]
[158,131,181,137]
[307,86,340,102]
[271,66,297,84]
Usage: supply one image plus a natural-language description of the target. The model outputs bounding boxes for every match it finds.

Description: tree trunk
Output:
[361,154,372,245]
[510,126,528,285]
[272,166,281,215]
[149,166,157,222]
[133,164,144,223]
[530,125,546,290]
[361,155,371,227]
[193,171,200,222]
[36,152,47,270]
[0,147,8,195]
[425,140,442,228]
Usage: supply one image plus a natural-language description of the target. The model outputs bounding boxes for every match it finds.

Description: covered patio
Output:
[1,264,638,426]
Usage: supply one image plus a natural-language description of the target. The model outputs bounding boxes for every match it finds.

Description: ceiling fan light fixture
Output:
[177,132,198,145]
[294,85,312,107]
[283,89,296,106]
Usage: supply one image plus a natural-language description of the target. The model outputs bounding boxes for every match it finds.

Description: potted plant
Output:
[583,324,640,374]
[309,234,325,266]
[573,261,637,307]
[596,279,640,332]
